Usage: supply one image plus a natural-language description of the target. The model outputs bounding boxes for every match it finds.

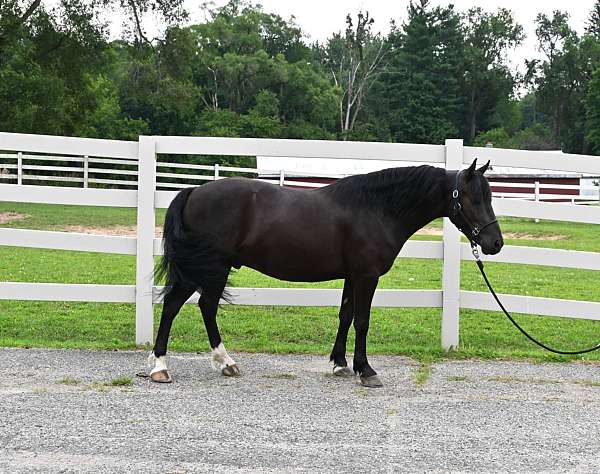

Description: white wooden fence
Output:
[0,132,599,349]
[2,146,599,203]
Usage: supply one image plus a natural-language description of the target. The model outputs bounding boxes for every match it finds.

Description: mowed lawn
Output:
[0,201,599,362]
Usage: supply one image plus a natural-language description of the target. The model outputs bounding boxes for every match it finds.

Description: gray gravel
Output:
[1,347,600,473]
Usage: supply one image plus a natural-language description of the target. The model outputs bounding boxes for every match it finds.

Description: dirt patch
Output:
[502,233,566,241]
[416,227,445,237]
[415,227,565,241]
[0,212,29,225]
[60,225,163,237]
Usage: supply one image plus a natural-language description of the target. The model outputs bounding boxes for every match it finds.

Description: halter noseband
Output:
[450,170,497,244]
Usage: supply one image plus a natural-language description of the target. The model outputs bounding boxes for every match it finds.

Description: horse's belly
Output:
[246,262,343,282]
[239,238,343,282]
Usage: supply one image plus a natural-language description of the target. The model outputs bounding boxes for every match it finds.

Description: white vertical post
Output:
[441,139,463,351]
[279,169,285,186]
[17,152,23,185]
[135,136,156,345]
[83,155,89,188]
[214,163,219,180]
[534,181,540,222]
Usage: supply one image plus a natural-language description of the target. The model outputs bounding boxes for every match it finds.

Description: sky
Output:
[111,0,596,72]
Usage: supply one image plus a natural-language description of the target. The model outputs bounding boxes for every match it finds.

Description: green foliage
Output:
[474,124,555,150]
[510,124,555,150]
[587,0,600,40]
[3,0,600,155]
[0,1,107,135]
[586,66,600,153]
[78,75,149,140]
[384,0,464,144]
[473,128,511,148]
[462,7,524,141]
[531,12,600,153]
[316,11,388,138]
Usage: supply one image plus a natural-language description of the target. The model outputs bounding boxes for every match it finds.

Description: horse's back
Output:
[181,178,350,280]
[182,177,323,242]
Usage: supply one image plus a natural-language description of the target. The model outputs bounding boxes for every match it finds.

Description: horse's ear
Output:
[466,159,477,180]
[478,160,490,175]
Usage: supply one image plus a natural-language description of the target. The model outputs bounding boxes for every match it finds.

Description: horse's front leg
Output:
[352,276,382,388]
[329,279,354,376]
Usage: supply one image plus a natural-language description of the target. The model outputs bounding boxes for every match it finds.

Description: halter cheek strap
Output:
[450,170,497,243]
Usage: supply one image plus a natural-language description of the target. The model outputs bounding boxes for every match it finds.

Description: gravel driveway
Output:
[1,347,599,473]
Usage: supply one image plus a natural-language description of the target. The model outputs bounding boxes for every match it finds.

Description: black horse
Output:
[149,159,503,387]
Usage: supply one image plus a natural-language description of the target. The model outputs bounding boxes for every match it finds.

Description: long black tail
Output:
[155,187,231,301]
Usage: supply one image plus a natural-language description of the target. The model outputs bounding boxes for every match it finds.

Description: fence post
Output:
[83,155,89,188]
[135,136,157,345]
[534,181,540,222]
[441,138,463,351]
[214,163,219,180]
[17,152,23,185]
[279,169,285,186]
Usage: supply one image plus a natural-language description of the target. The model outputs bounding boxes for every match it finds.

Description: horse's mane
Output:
[322,165,447,216]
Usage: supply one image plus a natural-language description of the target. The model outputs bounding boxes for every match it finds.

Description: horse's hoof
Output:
[150,370,172,383]
[222,364,240,377]
[333,365,354,377]
[360,375,383,388]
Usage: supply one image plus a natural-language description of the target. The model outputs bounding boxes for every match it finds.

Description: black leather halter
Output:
[450,170,497,244]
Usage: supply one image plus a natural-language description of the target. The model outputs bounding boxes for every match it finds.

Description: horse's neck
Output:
[390,173,450,241]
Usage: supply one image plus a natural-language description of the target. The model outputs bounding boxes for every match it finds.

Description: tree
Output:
[382,0,464,144]
[0,1,187,51]
[77,74,149,139]
[175,1,338,138]
[0,1,108,134]
[531,11,600,152]
[462,7,524,141]
[586,0,600,41]
[586,67,600,153]
[317,12,388,139]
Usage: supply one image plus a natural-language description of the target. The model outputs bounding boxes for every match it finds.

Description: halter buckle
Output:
[452,189,459,199]
[471,243,481,262]
[472,226,480,236]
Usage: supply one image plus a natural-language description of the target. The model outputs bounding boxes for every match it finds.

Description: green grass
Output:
[0,202,165,229]
[109,376,133,386]
[0,202,599,362]
[413,363,432,387]
[59,377,81,385]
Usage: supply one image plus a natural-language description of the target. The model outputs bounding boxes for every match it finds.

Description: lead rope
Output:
[471,244,600,355]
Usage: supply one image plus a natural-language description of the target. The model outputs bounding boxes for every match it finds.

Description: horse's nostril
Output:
[495,239,502,249]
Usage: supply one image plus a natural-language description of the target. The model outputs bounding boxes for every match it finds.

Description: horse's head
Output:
[450,159,503,255]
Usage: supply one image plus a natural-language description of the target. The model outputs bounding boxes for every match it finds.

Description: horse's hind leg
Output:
[198,274,240,377]
[150,283,195,383]
[329,279,354,377]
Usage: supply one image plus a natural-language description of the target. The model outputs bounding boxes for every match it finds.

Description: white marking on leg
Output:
[148,352,169,375]
[211,343,236,371]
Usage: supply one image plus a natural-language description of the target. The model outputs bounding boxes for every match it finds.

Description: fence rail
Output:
[2,149,598,202]
[0,132,599,349]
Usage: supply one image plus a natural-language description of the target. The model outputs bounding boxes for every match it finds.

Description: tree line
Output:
[2,0,600,155]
